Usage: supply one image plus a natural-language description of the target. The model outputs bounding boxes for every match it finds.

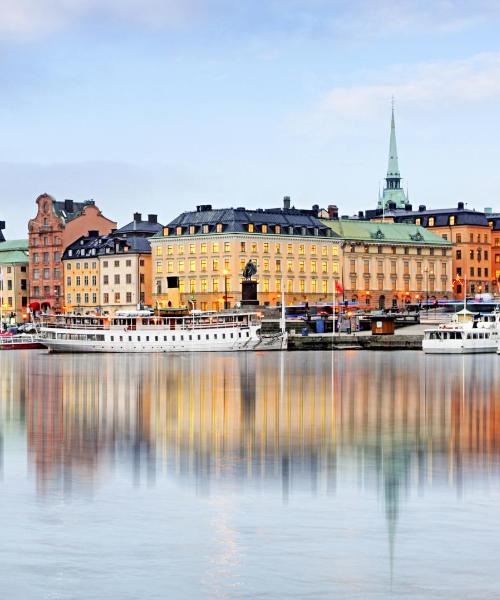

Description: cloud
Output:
[0,0,202,40]
[310,53,500,122]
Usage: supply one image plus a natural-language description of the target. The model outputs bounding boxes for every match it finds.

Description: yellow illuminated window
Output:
[224,258,230,270]
[299,244,305,255]
[276,279,282,292]
[263,279,269,292]
[287,244,292,254]
[311,245,317,255]
[167,245,173,256]
[276,259,281,272]
[263,243,269,253]
[201,279,207,292]
[178,245,184,255]
[213,279,219,292]
[275,243,281,254]
[428,217,435,226]
[449,216,455,225]
[241,242,246,252]
[240,258,246,270]
[156,261,162,274]
[287,280,293,293]
[179,260,185,273]
[299,260,305,273]
[248,223,254,233]
[213,258,219,271]
[322,246,327,256]
[167,260,173,273]
[322,261,327,273]
[176,227,182,235]
[189,280,195,293]
[189,244,195,254]
[275,225,281,234]
[156,247,162,256]
[202,225,209,234]
[415,218,421,225]
[299,280,305,293]
[201,243,207,253]
[224,242,230,253]
[189,226,195,235]
[311,260,317,273]
[179,280,185,293]
[287,260,293,272]
[200,259,207,272]
[216,223,223,233]
[311,279,317,293]
[333,262,339,273]
[322,280,328,293]
[190,259,196,272]
[332,246,339,256]
[212,242,219,253]
[262,224,268,234]
[263,258,269,271]
[251,243,257,253]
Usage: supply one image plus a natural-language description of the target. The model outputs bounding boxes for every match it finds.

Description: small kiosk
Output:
[369,315,396,335]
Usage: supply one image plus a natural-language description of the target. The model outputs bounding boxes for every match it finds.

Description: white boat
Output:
[38,310,288,353]
[422,309,500,354]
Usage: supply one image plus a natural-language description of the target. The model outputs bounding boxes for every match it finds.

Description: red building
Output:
[28,194,116,313]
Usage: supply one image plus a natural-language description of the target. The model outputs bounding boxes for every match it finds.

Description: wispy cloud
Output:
[0,0,203,40]
[298,52,500,129]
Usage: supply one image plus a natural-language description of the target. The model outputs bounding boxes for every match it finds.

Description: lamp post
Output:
[223,270,230,310]
[424,267,429,313]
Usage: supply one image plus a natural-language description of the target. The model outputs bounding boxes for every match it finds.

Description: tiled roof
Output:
[321,219,452,246]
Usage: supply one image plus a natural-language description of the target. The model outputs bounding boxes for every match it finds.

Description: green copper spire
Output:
[387,104,400,180]
[378,100,407,210]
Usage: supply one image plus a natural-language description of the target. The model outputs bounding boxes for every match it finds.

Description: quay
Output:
[288,332,423,351]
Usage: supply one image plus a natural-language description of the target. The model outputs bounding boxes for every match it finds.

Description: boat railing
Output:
[39,316,259,331]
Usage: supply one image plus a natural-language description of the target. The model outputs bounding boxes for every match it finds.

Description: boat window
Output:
[119,336,123,342]
[137,336,141,341]
[442,332,448,339]
[128,336,132,342]
[189,335,192,341]
[172,335,175,341]
[206,334,209,340]
[246,332,250,337]
[96,335,104,341]
[230,333,234,339]
[214,334,217,339]
[110,336,114,341]
[238,332,242,338]
[197,335,201,340]
[155,336,158,342]
[163,336,167,341]
[222,334,226,339]
[180,335,183,341]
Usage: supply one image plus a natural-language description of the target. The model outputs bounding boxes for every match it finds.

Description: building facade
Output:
[151,201,341,310]
[375,204,491,299]
[320,219,453,309]
[62,214,161,313]
[28,194,116,313]
[0,239,29,324]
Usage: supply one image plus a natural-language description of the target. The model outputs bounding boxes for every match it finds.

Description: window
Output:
[276,279,281,292]
[190,259,196,272]
[287,244,293,255]
[201,279,207,292]
[156,247,162,256]
[428,217,435,226]
[92,275,97,286]
[114,260,119,267]
[179,260,185,273]
[276,259,281,272]
[213,258,219,271]
[114,275,120,284]
[299,279,305,293]
[263,242,269,253]
[456,250,462,260]
[216,223,223,233]
[415,218,421,225]
[126,273,132,283]
[322,280,328,293]
[66,276,71,286]
[201,243,207,254]
[212,242,219,253]
[449,216,455,225]
[176,226,182,236]
[224,242,230,253]
[190,244,195,254]
[240,242,246,252]
[311,260,317,273]
[275,225,281,234]
[261,224,268,234]
[287,260,293,272]
[456,234,462,243]
[332,246,338,256]
[213,279,219,292]
[202,225,209,234]
[299,244,305,255]
[263,258,269,271]
[251,243,257,253]
[299,260,305,273]
[115,292,120,303]
[189,280,195,293]
[76,275,81,286]
[276,243,281,254]
[311,245,317,255]
[84,275,89,286]
[322,261,327,273]
[248,223,254,233]
[84,293,89,304]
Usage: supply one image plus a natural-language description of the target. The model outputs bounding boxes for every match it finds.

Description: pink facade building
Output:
[28,194,116,312]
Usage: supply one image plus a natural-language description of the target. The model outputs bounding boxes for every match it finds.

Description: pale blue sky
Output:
[2,0,500,237]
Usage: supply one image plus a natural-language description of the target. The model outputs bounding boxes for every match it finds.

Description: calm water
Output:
[1,350,499,599]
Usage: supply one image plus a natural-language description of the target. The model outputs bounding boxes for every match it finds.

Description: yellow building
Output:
[150,201,341,310]
[62,214,161,314]
[0,239,30,324]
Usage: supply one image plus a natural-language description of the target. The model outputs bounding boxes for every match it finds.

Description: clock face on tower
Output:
[43,200,49,214]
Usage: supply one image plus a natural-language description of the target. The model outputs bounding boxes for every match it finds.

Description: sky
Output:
[2,0,500,237]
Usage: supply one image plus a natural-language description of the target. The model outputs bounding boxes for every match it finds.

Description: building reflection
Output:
[1,351,500,501]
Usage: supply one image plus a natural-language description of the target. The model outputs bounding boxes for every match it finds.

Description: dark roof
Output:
[375,207,490,227]
[115,219,163,236]
[63,233,152,260]
[164,206,338,238]
[53,199,97,224]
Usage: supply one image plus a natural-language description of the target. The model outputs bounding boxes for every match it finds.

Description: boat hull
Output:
[423,343,497,354]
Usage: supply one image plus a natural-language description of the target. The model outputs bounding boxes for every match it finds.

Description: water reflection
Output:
[2,350,500,595]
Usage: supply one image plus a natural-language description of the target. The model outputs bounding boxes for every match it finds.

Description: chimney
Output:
[133,212,142,222]
[457,202,464,210]
[64,199,74,213]
[148,214,158,224]
[405,204,413,211]
[327,205,338,220]
[358,211,364,219]
[283,196,291,210]
[312,204,319,213]
[418,205,426,212]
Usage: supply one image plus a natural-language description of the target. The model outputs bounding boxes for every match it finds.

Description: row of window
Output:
[33,268,60,280]
[33,252,60,264]
[155,242,340,257]
[31,236,61,246]
[32,286,61,297]
[155,258,341,275]
[164,223,325,237]
[0,279,27,291]
[440,231,490,244]
[66,292,135,304]
[456,267,490,277]
[455,249,489,261]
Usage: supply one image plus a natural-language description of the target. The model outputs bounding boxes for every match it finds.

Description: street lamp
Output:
[223,269,229,310]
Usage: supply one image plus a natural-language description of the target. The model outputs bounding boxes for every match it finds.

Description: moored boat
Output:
[422,309,500,354]
[38,310,288,353]
[0,334,44,350]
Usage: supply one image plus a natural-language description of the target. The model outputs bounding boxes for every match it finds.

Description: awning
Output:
[29,301,41,311]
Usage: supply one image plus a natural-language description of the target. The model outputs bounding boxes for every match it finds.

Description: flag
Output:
[335,281,344,294]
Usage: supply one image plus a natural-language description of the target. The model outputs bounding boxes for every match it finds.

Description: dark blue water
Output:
[0,350,499,599]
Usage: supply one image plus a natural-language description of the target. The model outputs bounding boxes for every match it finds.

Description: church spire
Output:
[378,99,407,210]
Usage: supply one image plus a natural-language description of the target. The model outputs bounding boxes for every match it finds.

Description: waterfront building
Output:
[321,219,453,309]
[151,199,340,309]
[0,239,29,323]
[62,213,161,313]
[374,204,491,299]
[28,194,116,313]
[377,105,408,212]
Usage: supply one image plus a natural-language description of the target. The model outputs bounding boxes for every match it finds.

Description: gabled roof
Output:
[321,219,452,246]
[0,239,29,264]
[53,200,97,224]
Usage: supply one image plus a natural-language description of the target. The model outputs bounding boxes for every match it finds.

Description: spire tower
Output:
[378,100,407,210]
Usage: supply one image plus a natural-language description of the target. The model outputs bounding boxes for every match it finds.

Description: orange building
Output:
[28,194,116,313]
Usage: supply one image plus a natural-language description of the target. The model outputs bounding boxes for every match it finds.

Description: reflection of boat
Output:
[0,334,44,350]
[423,309,500,354]
[38,311,288,353]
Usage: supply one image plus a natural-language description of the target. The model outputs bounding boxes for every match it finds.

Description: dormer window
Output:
[301,227,306,235]
[176,226,182,236]
[415,218,421,225]
[449,216,455,226]
[163,227,170,236]
[69,250,73,257]
[248,223,254,233]
[428,217,435,226]
[275,225,281,234]
[189,226,195,235]
[216,223,223,233]
[202,224,209,234]
[314,228,319,236]
[288,226,293,235]
[261,224,268,234]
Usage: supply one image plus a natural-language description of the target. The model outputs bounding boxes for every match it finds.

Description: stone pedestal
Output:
[241,280,258,306]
